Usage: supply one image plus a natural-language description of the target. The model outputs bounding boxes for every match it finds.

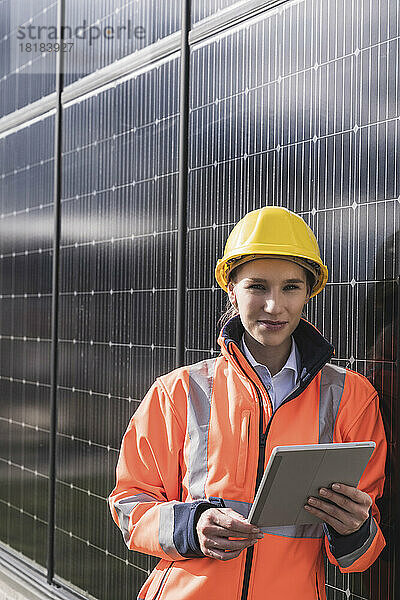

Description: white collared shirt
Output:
[240,334,300,412]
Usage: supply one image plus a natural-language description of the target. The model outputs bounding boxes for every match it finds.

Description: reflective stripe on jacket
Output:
[108,316,386,600]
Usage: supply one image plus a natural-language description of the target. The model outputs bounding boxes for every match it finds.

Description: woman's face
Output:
[227,258,310,350]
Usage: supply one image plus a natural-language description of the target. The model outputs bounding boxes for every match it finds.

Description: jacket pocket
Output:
[236,410,250,488]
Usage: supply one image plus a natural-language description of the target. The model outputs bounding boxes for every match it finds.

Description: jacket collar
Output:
[217,314,335,387]
[240,333,299,382]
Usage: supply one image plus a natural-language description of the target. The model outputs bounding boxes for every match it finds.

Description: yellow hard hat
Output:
[215,206,328,298]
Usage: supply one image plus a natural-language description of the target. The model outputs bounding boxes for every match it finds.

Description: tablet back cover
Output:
[249,444,374,527]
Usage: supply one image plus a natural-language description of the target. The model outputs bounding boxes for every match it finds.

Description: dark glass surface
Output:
[53,56,180,598]
[188,1,399,598]
[0,114,54,570]
[0,0,180,118]
[0,1,398,599]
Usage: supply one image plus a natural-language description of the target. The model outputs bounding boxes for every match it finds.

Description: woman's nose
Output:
[264,295,281,313]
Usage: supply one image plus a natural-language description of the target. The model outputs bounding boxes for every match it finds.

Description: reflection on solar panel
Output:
[192,0,244,25]
[0,1,398,599]
[64,0,181,86]
[0,1,57,118]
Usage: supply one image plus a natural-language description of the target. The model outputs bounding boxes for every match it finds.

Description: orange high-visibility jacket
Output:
[109,316,386,600]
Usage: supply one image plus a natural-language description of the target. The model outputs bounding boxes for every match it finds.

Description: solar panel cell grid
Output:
[52,57,181,594]
[0,1,398,599]
[187,3,398,597]
[0,114,54,571]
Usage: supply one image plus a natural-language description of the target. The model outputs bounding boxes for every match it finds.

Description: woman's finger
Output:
[210,508,262,537]
[210,525,263,539]
[198,509,261,539]
[203,548,242,561]
[197,508,263,559]
[305,500,365,535]
[330,484,373,507]
[304,503,355,535]
[317,488,370,520]
[205,535,258,553]
[200,523,262,543]
[307,496,358,523]
[306,499,349,524]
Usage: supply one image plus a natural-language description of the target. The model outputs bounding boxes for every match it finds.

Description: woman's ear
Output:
[227,282,237,307]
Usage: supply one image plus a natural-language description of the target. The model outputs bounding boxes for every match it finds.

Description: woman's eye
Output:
[248,284,300,291]
[284,285,300,291]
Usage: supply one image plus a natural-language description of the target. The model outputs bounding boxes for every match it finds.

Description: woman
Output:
[109,206,386,600]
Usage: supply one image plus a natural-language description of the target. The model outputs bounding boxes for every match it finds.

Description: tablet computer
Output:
[247,442,375,527]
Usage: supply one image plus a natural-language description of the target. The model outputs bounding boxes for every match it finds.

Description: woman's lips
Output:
[258,320,288,331]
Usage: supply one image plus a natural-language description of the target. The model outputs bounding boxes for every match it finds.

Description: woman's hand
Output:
[196,507,264,560]
[304,483,372,535]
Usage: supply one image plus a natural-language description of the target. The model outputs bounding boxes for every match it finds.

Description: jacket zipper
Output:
[240,386,266,600]
[239,348,333,600]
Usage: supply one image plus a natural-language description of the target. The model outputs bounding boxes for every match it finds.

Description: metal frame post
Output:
[175,0,191,367]
[47,0,65,584]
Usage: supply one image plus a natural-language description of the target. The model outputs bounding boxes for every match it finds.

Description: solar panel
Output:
[0,1,398,599]
[0,113,55,571]
[188,2,398,599]
[54,56,180,598]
